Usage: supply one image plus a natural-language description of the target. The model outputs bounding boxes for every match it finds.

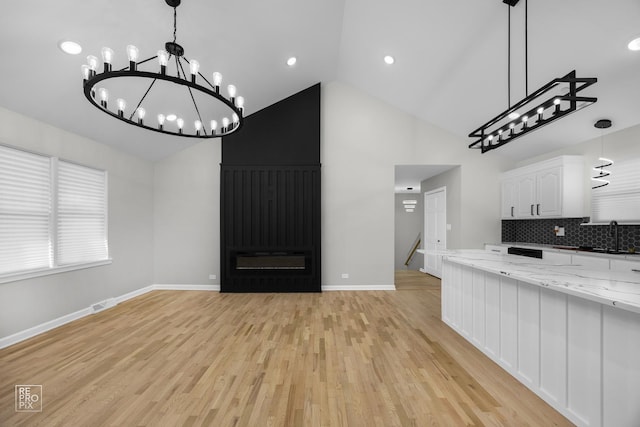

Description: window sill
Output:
[0,259,113,284]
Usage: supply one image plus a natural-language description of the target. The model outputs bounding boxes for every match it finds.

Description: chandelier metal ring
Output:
[83,67,244,139]
[81,0,245,139]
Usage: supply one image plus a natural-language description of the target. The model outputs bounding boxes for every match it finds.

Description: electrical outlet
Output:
[209,274,216,280]
[341,273,349,279]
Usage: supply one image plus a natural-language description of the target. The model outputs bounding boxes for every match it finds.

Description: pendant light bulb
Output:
[227,85,237,98]
[210,120,218,134]
[194,120,202,132]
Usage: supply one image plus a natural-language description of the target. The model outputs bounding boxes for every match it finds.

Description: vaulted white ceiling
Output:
[1,0,639,161]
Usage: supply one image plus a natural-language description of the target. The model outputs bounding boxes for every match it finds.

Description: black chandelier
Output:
[81,0,245,139]
[469,0,597,153]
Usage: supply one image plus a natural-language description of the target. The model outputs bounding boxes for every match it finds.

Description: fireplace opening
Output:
[233,251,309,271]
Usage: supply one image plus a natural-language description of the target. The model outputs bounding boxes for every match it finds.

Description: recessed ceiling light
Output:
[287,57,297,67]
[166,114,177,122]
[58,40,82,55]
[384,55,395,65]
[628,37,640,51]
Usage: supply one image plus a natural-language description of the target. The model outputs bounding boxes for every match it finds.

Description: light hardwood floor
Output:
[0,275,572,426]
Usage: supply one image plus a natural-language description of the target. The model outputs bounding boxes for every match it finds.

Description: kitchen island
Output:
[442,250,640,427]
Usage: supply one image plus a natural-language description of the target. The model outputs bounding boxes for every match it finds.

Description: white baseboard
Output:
[153,284,219,291]
[0,306,94,350]
[322,284,396,291]
[0,284,218,350]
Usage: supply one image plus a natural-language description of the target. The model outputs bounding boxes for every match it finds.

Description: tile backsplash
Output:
[502,218,640,250]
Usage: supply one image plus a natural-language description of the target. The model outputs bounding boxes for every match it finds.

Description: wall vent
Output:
[91,298,116,313]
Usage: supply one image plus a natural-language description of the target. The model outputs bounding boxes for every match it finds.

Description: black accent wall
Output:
[220,84,321,292]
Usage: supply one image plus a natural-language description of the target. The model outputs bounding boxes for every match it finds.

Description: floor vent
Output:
[91,298,116,313]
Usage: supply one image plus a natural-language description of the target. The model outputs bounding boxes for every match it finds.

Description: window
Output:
[0,144,109,281]
[591,158,640,223]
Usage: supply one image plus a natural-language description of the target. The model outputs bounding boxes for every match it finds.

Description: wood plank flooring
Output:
[0,276,572,426]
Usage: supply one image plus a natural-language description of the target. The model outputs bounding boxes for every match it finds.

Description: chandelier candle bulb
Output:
[235,96,245,113]
[212,72,222,92]
[101,47,114,72]
[210,120,218,135]
[157,50,169,74]
[157,114,165,130]
[194,120,202,135]
[126,45,139,70]
[137,107,146,124]
[86,55,98,76]
[116,98,126,117]
[98,88,108,108]
[177,118,184,134]
[189,60,200,83]
[81,64,90,82]
[222,117,230,133]
[227,85,236,102]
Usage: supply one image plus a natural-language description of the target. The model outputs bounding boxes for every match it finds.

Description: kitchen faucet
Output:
[609,220,619,253]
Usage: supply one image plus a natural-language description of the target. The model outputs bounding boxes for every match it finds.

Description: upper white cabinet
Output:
[501,156,584,219]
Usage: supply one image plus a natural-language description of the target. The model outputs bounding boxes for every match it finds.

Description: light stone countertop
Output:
[487,242,640,260]
[443,249,640,314]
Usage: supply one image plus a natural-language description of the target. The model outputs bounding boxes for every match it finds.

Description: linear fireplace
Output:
[233,251,309,271]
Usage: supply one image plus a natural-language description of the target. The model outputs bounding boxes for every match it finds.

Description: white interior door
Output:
[423,188,446,278]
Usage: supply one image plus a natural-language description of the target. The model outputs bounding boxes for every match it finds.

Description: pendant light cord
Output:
[507,5,511,108]
[525,0,528,96]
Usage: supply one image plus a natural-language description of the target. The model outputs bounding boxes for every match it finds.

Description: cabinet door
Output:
[516,174,536,217]
[537,167,562,217]
[501,178,517,219]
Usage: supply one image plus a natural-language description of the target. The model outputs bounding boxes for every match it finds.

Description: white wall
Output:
[0,107,154,338]
[153,141,221,285]
[321,82,513,288]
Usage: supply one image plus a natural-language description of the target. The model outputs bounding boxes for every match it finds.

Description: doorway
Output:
[423,187,446,278]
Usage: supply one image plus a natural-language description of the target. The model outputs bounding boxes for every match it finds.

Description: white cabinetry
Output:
[442,259,640,427]
[501,156,584,219]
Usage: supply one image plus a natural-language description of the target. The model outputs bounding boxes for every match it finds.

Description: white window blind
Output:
[0,144,109,280]
[0,146,52,274]
[57,161,108,265]
[591,158,640,223]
